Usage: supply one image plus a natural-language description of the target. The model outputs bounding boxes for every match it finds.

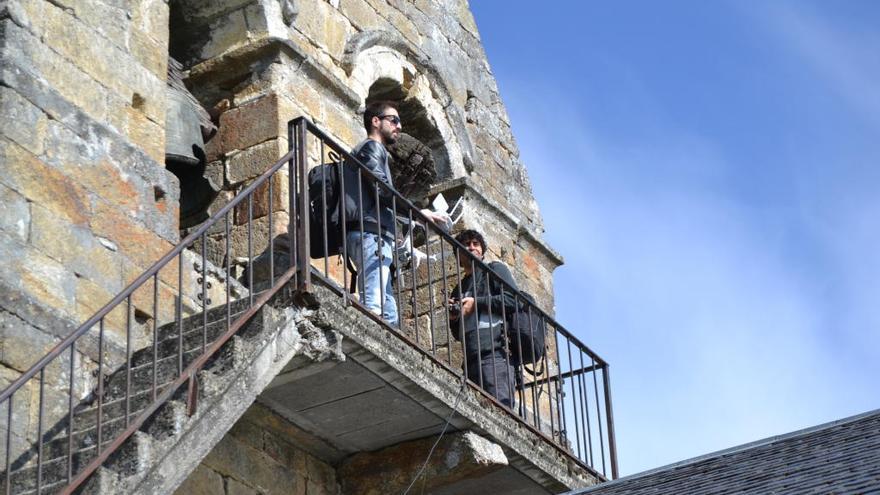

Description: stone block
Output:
[0,181,30,242]
[73,276,148,352]
[293,0,350,59]
[0,85,48,155]
[339,431,507,495]
[0,138,92,227]
[173,465,225,495]
[338,0,386,31]
[199,8,249,61]
[322,104,360,149]
[20,240,78,316]
[0,310,59,372]
[286,82,325,125]
[123,264,185,327]
[226,139,286,185]
[130,0,168,45]
[30,205,124,293]
[126,103,166,163]
[385,8,421,47]
[130,28,168,80]
[91,201,175,273]
[1,19,110,123]
[233,171,290,225]
[19,1,154,116]
[229,211,289,264]
[203,434,300,494]
[219,94,281,152]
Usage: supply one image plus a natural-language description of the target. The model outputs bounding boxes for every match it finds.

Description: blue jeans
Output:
[346,231,398,326]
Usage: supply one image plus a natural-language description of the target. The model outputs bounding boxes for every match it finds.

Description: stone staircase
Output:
[0,288,336,494]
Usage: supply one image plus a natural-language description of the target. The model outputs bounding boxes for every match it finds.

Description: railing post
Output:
[290,119,311,293]
[603,364,619,479]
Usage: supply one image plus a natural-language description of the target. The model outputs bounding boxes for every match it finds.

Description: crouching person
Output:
[448,229,517,408]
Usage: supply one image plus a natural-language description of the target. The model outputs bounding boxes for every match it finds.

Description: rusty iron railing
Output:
[0,143,301,493]
[290,117,618,479]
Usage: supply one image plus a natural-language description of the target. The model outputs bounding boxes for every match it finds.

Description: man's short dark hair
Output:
[363,100,398,133]
[455,229,487,257]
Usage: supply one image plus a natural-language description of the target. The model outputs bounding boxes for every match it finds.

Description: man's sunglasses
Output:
[377,114,401,125]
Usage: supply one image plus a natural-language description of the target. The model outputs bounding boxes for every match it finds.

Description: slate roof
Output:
[567,409,880,495]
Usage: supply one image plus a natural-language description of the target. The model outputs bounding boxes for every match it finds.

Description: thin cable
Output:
[401,381,468,495]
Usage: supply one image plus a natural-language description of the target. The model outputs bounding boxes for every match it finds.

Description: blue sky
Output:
[470,1,880,476]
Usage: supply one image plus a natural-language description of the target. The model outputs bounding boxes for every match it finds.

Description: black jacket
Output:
[450,261,519,358]
[343,139,397,237]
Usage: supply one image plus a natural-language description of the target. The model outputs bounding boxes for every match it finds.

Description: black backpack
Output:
[506,292,547,369]
[306,162,359,292]
[307,162,343,259]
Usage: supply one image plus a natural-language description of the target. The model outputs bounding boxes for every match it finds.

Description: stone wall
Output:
[0,0,185,458]
[172,0,561,311]
[175,404,339,495]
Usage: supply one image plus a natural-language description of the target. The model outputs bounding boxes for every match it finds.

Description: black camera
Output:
[448,300,461,314]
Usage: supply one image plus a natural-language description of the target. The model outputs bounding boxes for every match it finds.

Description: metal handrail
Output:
[290,117,619,479]
[1,142,299,493]
[0,148,295,406]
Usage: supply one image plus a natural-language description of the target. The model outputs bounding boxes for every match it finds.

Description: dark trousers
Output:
[466,354,516,408]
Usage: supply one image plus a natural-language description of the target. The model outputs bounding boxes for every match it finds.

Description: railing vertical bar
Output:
[391,197,401,325]
[152,273,159,401]
[603,364,619,479]
[338,159,350,306]
[5,395,12,494]
[67,342,76,483]
[454,246,468,382]
[553,327,567,443]
[247,195,254,306]
[565,339,582,460]
[287,120,297,286]
[592,356,607,476]
[498,288,515,415]
[425,227,436,355]
[513,294,526,415]
[269,174,275,286]
[225,212,231,332]
[471,259,483,390]
[96,319,105,454]
[36,368,44,493]
[127,296,133,423]
[374,182,384,321]
[357,172,366,301]
[177,254,183,376]
[296,121,310,292]
[407,208,417,343]
[578,350,593,466]
[439,238,453,367]
[526,305,541,429]
[321,141,330,279]
[542,316,556,438]
[202,234,209,352]
[485,271,499,406]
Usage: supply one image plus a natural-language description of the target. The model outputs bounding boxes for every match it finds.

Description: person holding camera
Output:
[448,229,518,407]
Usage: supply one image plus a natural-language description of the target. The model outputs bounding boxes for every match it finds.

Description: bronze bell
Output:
[165,86,205,165]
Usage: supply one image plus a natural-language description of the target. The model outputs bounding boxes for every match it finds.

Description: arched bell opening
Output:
[365,78,452,202]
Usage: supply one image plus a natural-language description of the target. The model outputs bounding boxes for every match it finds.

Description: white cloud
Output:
[504,80,879,474]
[750,2,880,128]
